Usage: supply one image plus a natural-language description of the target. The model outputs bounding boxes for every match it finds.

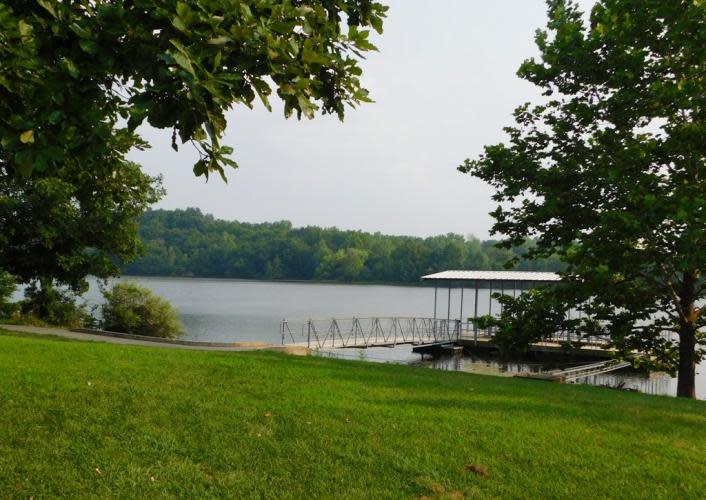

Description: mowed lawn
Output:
[0,331,704,499]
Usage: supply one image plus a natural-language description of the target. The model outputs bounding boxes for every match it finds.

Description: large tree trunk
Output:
[37,276,54,319]
[676,271,697,399]
[676,323,697,399]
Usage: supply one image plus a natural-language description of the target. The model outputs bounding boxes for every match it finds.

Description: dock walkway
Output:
[280,316,616,355]
[281,317,462,350]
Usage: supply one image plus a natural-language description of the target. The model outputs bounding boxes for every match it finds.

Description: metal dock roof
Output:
[421,270,561,282]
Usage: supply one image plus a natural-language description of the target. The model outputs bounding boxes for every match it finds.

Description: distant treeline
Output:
[123,209,564,283]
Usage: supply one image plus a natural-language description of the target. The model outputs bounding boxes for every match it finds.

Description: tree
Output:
[0,0,387,180]
[0,156,163,301]
[316,248,368,282]
[459,0,706,398]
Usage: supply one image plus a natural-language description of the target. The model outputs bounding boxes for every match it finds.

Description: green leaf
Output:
[36,0,58,19]
[18,20,32,37]
[62,57,80,78]
[79,40,97,54]
[370,16,384,34]
[33,155,48,172]
[14,150,34,174]
[218,167,228,183]
[297,96,317,119]
[193,159,208,177]
[206,36,231,46]
[176,2,191,19]
[204,122,217,143]
[70,22,90,38]
[170,51,195,76]
[172,17,188,33]
[1,135,16,149]
[302,41,329,65]
[47,110,63,124]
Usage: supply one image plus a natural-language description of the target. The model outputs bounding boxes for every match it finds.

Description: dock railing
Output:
[281,317,461,349]
[457,321,678,348]
[458,321,613,346]
[283,318,679,351]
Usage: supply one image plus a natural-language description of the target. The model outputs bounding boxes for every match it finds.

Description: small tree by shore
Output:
[101,283,184,339]
[20,281,94,328]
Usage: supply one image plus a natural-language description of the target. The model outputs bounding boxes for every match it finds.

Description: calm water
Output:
[80,276,444,343]
[27,276,706,399]
[77,276,512,343]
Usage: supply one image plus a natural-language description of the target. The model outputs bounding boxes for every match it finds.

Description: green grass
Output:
[0,331,704,499]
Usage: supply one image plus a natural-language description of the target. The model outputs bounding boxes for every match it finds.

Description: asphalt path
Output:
[0,324,309,355]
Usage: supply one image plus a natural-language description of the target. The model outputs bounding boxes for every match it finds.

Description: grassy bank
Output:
[0,331,704,498]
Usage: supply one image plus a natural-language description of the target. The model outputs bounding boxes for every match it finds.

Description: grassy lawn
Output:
[0,331,704,499]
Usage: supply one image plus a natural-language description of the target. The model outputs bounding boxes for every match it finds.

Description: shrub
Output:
[0,269,17,318]
[101,282,184,338]
[20,281,94,328]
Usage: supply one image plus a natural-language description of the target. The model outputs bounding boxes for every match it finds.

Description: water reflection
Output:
[570,371,674,396]
[317,345,702,400]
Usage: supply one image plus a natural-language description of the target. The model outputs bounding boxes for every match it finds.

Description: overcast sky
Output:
[130,0,596,239]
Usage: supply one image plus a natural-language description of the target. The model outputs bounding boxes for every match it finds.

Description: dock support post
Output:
[307,320,311,349]
[488,281,493,336]
[459,287,464,335]
[431,283,439,337]
[447,287,451,337]
[474,280,479,345]
[500,280,504,314]
[488,281,493,315]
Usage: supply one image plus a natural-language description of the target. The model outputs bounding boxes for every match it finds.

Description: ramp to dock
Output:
[517,360,632,382]
[281,317,461,350]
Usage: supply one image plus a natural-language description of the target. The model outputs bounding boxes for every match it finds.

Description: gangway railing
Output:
[283,318,678,352]
[281,317,461,349]
[519,360,632,382]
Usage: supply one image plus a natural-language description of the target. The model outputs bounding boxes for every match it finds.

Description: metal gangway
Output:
[519,360,632,382]
[281,317,461,350]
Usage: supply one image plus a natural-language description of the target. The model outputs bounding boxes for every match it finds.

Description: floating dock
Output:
[412,342,464,356]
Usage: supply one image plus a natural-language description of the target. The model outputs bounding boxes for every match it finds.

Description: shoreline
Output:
[117,274,432,288]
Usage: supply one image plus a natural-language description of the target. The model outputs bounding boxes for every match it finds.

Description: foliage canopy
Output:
[0,0,387,180]
[0,160,163,295]
[123,208,564,282]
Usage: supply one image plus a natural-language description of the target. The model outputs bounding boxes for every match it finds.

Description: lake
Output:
[33,276,706,399]
[81,276,447,343]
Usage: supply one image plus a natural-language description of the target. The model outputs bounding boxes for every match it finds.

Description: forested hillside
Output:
[123,209,563,283]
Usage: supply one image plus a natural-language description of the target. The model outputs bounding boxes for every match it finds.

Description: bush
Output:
[101,282,184,338]
[20,281,94,328]
[0,269,18,318]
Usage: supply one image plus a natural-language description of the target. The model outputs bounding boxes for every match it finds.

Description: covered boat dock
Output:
[421,270,561,326]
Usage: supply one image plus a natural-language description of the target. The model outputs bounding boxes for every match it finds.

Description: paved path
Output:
[0,324,310,355]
